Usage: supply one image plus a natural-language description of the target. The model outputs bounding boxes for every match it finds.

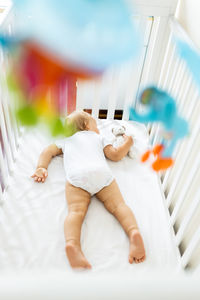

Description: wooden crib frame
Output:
[0,0,199,275]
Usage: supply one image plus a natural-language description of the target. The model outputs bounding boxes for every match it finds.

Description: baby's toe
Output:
[138,258,143,263]
[129,256,134,264]
[135,259,140,264]
[139,256,145,263]
[85,262,92,269]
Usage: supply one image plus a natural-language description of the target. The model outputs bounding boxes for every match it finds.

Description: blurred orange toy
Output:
[141,144,174,172]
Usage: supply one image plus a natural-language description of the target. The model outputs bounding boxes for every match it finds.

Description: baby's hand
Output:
[123,134,134,146]
[31,167,48,183]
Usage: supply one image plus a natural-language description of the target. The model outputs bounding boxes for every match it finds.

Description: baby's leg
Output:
[64,182,91,269]
[96,180,145,264]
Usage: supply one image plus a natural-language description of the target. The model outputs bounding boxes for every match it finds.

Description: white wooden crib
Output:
[0,0,200,298]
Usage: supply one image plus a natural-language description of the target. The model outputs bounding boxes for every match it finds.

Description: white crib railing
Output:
[0,1,21,202]
[0,0,199,273]
[156,19,200,271]
[0,272,200,300]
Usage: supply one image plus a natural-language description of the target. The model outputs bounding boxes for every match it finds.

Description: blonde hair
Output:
[65,111,92,135]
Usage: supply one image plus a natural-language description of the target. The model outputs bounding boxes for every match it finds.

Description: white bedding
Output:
[0,120,178,273]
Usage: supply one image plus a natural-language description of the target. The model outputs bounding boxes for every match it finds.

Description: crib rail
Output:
[153,19,200,271]
[0,272,200,300]
[0,2,21,201]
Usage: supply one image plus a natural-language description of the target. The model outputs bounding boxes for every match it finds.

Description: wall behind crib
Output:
[176,0,200,49]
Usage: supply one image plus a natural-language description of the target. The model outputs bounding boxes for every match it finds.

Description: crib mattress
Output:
[0,119,178,273]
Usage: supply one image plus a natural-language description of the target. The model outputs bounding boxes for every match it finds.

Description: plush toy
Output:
[112,125,138,159]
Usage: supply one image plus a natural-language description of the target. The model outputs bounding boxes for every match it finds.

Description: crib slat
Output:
[107,69,118,120]
[4,60,21,144]
[162,44,176,89]
[0,141,9,189]
[172,60,185,99]
[151,16,171,84]
[0,97,14,173]
[152,124,162,146]
[10,88,21,145]
[149,31,174,147]
[1,38,20,153]
[150,36,173,146]
[178,76,193,114]
[169,150,200,226]
[180,88,198,121]
[173,70,189,109]
[122,47,147,120]
[0,183,3,204]
[157,33,172,87]
[5,82,20,148]
[9,82,22,142]
[139,17,165,134]
[1,85,17,161]
[151,38,174,145]
[130,16,153,108]
[137,16,160,88]
[76,80,88,111]
[181,226,200,269]
[146,123,151,133]
[175,189,200,246]
[92,79,101,119]
[170,58,183,94]
[123,16,149,120]
[167,54,180,93]
[149,123,157,142]
[125,16,155,121]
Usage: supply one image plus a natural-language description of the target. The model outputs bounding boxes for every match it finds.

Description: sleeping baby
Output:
[31,111,146,269]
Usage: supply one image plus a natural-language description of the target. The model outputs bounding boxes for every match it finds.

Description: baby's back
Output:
[63,130,112,175]
[62,130,113,195]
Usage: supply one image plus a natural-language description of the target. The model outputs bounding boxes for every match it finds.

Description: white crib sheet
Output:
[0,120,178,273]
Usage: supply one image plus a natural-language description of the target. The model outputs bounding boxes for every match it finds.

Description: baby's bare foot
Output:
[65,242,92,269]
[129,229,146,264]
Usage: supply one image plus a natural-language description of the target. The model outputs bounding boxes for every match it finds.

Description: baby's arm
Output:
[104,135,133,162]
[31,144,62,183]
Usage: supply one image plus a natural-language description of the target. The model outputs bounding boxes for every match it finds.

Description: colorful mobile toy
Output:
[0,0,140,136]
[129,87,189,171]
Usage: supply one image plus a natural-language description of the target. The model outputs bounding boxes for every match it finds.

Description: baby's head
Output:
[65,111,99,135]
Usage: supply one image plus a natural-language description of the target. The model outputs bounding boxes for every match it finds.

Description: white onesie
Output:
[55,131,114,195]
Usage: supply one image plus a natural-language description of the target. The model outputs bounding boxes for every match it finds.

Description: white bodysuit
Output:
[55,131,114,195]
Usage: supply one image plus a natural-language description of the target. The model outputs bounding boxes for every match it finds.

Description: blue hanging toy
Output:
[129,86,189,171]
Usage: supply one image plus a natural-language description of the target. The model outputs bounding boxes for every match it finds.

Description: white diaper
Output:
[67,166,114,195]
